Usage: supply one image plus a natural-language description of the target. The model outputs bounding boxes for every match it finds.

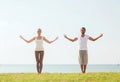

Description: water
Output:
[0,64,120,73]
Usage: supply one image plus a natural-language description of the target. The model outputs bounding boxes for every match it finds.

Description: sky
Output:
[0,0,120,64]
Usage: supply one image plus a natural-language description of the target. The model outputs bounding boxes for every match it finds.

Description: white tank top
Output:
[79,35,89,50]
[35,37,44,51]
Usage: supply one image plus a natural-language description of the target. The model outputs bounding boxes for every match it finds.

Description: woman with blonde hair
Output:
[20,28,58,74]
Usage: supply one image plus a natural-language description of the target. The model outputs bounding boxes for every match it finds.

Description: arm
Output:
[89,34,103,41]
[20,35,35,43]
[43,36,58,44]
[64,34,78,42]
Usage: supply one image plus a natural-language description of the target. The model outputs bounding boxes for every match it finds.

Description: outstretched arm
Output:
[43,36,58,44]
[20,35,35,43]
[64,34,78,42]
[89,34,103,41]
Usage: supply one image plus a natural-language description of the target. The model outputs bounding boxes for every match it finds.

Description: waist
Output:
[79,48,88,50]
[79,50,87,52]
[35,46,44,51]
[79,46,88,50]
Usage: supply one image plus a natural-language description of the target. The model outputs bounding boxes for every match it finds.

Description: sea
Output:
[0,64,120,73]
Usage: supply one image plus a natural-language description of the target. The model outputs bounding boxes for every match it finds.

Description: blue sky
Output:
[0,0,120,64]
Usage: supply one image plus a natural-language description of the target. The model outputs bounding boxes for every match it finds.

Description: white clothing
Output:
[79,35,89,50]
[35,37,44,51]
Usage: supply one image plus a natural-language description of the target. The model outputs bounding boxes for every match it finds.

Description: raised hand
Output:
[100,34,103,37]
[19,35,24,39]
[64,34,68,38]
[55,36,59,40]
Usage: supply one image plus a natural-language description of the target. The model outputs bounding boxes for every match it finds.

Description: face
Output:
[37,28,42,35]
[80,27,86,34]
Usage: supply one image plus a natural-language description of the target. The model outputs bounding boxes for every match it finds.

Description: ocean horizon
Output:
[0,64,120,73]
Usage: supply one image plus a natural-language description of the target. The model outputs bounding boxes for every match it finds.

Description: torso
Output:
[79,34,89,50]
[81,34,85,37]
[35,36,44,51]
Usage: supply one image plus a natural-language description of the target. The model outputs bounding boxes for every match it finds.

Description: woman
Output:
[20,28,58,74]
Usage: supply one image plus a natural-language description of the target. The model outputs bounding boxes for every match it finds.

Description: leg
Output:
[39,51,44,73]
[79,50,84,73]
[80,64,84,73]
[83,65,87,73]
[35,51,40,73]
[83,51,88,73]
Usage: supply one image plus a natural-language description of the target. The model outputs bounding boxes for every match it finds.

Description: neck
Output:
[81,33,85,35]
[37,34,41,37]
[81,33,85,37]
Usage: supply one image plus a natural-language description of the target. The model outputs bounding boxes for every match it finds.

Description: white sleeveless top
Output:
[35,36,44,51]
[79,35,89,50]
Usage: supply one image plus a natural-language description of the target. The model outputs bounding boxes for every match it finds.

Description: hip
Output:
[79,50,88,55]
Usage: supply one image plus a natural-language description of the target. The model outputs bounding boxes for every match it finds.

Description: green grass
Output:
[0,73,120,82]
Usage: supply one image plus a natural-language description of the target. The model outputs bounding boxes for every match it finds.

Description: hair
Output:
[37,28,42,32]
[81,27,86,31]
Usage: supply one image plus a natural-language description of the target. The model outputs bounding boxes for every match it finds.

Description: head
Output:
[37,28,42,35]
[80,27,86,34]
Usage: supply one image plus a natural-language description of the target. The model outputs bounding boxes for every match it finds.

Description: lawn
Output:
[0,73,120,82]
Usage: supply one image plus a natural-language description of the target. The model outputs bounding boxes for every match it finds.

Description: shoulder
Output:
[85,35,90,38]
[33,36,37,40]
[32,36,36,39]
[42,36,45,38]
[42,36,46,39]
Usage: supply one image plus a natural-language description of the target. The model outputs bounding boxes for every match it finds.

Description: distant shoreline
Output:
[0,64,120,73]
